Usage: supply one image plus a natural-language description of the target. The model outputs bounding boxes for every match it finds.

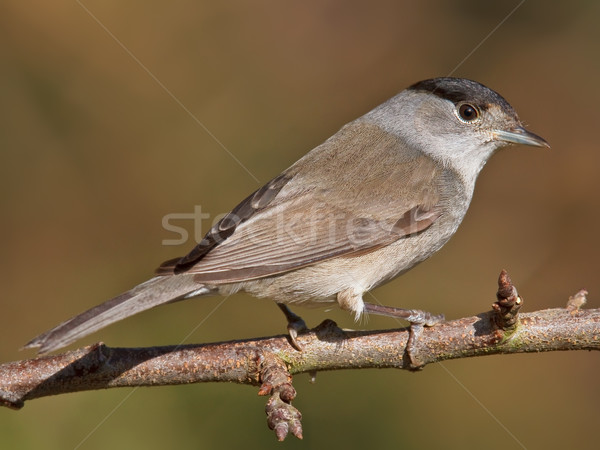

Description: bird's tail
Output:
[24,274,208,354]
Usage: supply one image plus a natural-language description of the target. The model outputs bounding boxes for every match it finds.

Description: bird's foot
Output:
[363,302,444,369]
[276,303,309,351]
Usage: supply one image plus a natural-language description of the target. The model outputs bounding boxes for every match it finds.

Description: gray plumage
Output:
[25,77,548,354]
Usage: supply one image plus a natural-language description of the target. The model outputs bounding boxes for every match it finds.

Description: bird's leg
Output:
[363,303,444,369]
[362,303,444,325]
[276,303,308,351]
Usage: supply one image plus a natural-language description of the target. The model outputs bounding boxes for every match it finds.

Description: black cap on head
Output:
[409,78,514,113]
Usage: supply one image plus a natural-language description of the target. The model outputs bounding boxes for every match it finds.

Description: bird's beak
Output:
[494,126,550,148]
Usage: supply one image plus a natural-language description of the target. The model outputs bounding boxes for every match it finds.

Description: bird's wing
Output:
[157,122,444,283]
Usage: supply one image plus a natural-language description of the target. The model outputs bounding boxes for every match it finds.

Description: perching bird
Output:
[25,77,548,354]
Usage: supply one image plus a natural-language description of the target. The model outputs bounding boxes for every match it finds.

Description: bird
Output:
[25,77,549,354]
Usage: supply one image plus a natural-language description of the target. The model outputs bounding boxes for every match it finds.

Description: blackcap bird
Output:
[25,77,549,354]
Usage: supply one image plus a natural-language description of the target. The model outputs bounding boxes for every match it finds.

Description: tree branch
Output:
[1,272,597,440]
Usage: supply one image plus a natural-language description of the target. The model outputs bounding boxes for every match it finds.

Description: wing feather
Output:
[157,122,444,283]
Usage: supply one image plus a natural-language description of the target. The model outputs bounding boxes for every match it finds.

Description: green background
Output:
[1,1,599,449]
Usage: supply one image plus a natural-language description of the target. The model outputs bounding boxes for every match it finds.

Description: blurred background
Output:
[1,1,599,449]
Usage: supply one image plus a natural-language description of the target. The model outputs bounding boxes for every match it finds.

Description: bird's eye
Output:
[457,103,480,122]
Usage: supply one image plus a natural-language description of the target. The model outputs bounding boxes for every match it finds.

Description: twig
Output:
[1,271,597,440]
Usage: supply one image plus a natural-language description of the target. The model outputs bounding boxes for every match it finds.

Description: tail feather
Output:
[24,275,205,354]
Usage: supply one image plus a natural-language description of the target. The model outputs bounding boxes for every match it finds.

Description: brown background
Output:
[1,1,599,449]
